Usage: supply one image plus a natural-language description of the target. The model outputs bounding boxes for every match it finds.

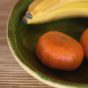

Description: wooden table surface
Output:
[0,0,52,88]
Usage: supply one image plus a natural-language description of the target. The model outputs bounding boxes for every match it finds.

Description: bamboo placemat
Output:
[0,0,52,88]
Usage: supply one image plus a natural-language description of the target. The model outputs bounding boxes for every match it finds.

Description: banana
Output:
[23,0,88,24]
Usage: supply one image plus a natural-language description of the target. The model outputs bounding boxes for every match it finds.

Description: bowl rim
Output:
[7,0,88,88]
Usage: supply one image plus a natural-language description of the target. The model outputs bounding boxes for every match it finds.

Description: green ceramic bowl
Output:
[7,0,88,88]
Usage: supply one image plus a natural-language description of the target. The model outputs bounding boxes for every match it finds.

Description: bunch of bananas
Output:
[23,0,88,24]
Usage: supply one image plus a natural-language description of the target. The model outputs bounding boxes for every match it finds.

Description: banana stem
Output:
[23,13,32,23]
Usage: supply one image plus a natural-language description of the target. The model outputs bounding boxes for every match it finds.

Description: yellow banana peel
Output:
[23,0,88,24]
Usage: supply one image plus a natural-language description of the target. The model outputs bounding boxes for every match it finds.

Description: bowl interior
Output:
[8,0,88,87]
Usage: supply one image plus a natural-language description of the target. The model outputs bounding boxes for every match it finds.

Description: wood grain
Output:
[0,0,53,88]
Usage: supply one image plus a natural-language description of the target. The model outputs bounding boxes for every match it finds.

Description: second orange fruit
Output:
[80,29,88,60]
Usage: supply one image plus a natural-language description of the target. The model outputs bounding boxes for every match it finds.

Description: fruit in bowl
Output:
[80,29,88,60]
[36,31,84,71]
[7,0,88,88]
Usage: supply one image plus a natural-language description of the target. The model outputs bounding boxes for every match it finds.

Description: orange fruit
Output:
[36,31,84,71]
[80,29,88,60]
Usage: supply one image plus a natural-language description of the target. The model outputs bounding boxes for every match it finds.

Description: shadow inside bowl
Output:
[16,17,88,84]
